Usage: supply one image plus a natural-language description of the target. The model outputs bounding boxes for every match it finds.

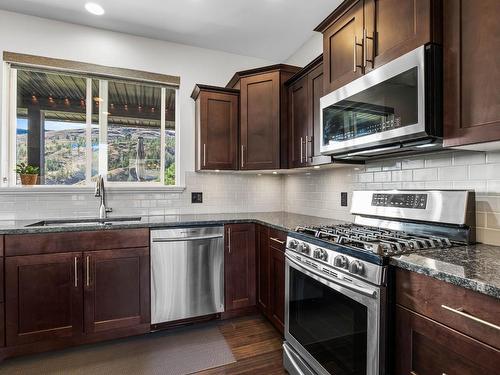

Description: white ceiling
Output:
[0,0,341,61]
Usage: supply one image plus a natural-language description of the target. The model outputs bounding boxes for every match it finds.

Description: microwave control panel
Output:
[371,193,427,209]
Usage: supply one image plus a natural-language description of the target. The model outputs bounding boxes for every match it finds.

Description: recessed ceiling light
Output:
[272,171,278,175]
[85,2,105,16]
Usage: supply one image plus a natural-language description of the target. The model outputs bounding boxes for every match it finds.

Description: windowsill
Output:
[0,185,186,195]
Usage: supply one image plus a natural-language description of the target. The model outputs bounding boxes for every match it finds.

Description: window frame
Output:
[1,61,182,191]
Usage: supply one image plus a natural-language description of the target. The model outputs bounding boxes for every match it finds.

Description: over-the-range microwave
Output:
[320,44,442,160]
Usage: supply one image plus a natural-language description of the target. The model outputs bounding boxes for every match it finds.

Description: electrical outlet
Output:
[191,192,203,204]
[341,192,348,207]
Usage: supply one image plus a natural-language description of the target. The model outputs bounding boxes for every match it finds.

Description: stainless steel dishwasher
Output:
[150,226,224,326]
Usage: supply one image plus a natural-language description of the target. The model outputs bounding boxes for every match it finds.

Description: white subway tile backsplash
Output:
[401,158,424,170]
[425,153,452,168]
[374,171,392,183]
[453,151,486,165]
[413,168,438,181]
[391,170,413,182]
[438,165,468,181]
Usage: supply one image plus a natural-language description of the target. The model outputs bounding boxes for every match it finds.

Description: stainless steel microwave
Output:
[320,44,442,159]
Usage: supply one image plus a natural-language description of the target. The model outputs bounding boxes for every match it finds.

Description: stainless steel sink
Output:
[26,216,142,227]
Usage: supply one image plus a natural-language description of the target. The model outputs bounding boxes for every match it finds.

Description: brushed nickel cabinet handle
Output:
[441,305,500,331]
[270,237,285,245]
[203,143,206,167]
[353,35,363,73]
[227,227,231,253]
[307,136,313,161]
[86,255,90,287]
[300,137,303,163]
[241,145,244,168]
[363,28,374,68]
[74,257,78,288]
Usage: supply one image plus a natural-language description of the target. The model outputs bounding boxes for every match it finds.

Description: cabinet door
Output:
[395,305,500,375]
[364,0,434,72]
[240,73,280,170]
[288,76,309,168]
[443,0,500,147]
[256,226,270,315]
[323,0,364,94]
[199,91,239,170]
[308,63,328,164]
[269,246,285,334]
[224,224,256,311]
[84,247,150,334]
[5,252,83,346]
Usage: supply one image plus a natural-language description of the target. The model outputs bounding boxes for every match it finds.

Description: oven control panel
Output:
[371,193,427,209]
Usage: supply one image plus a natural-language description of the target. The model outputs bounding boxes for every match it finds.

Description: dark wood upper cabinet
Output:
[286,56,331,168]
[224,223,256,312]
[316,0,440,94]
[240,72,280,170]
[192,85,239,170]
[84,247,150,335]
[395,306,500,375]
[318,0,364,94]
[288,75,309,168]
[443,0,500,148]
[5,252,83,346]
[364,0,438,72]
[228,64,300,170]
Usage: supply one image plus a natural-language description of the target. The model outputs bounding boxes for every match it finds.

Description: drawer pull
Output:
[441,304,500,331]
[270,237,285,245]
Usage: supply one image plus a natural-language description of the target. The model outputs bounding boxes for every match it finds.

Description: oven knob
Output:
[288,239,299,250]
[349,260,365,275]
[297,242,310,254]
[333,255,349,269]
[313,248,328,261]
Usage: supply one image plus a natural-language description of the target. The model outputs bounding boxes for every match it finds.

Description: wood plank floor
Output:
[195,314,286,375]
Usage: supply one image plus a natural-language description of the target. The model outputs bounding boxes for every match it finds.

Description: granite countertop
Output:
[0,211,498,299]
[0,211,340,235]
[391,244,500,299]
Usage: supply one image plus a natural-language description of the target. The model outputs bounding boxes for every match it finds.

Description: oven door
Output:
[320,45,427,156]
[285,253,383,375]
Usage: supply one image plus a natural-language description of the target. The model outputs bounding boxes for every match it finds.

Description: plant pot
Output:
[20,174,38,185]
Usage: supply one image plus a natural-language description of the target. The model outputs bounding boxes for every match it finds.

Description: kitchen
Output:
[0,0,498,374]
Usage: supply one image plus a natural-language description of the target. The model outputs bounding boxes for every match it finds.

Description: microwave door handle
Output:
[346,145,402,157]
[285,253,377,298]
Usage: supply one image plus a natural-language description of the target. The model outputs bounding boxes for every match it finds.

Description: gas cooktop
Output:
[294,223,453,256]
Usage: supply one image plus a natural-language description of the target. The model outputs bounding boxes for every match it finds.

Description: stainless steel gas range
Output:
[283,190,475,375]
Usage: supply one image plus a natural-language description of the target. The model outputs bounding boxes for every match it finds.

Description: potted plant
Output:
[16,163,40,186]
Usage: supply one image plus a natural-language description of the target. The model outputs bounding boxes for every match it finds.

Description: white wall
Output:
[0,9,276,182]
[285,33,323,66]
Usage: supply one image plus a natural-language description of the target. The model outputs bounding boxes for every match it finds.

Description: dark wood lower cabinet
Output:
[84,247,150,334]
[5,252,83,347]
[224,224,256,314]
[395,305,500,374]
[257,225,270,315]
[269,245,285,334]
[1,229,151,359]
[256,227,286,334]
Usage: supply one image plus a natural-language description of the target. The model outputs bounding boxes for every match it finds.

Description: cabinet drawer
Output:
[268,228,286,252]
[5,229,149,256]
[395,305,500,374]
[396,269,500,349]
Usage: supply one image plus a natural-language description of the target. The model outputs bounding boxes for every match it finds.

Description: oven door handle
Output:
[286,253,378,298]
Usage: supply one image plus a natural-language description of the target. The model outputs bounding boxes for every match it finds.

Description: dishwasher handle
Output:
[152,234,224,243]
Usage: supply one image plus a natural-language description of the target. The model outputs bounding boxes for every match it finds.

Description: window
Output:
[4,64,178,187]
